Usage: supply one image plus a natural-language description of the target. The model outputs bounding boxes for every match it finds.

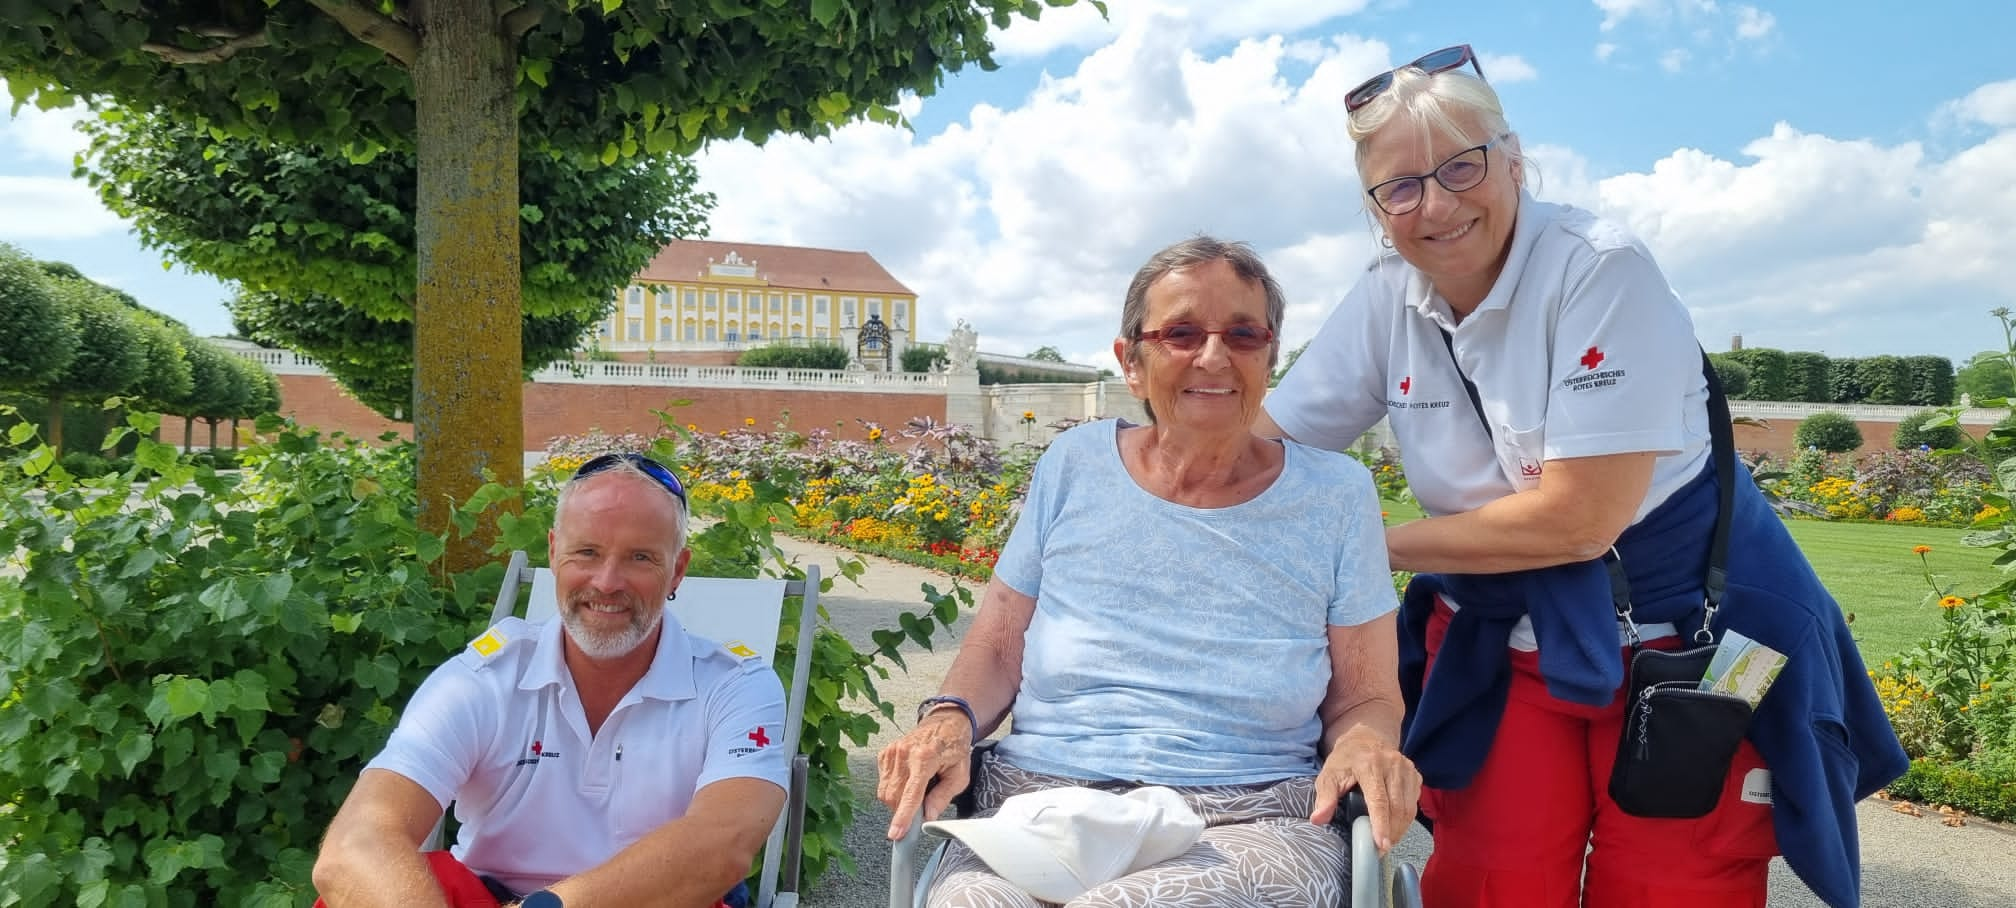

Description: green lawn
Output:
[1377,497,2003,662]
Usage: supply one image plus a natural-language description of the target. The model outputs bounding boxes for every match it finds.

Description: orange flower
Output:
[745,417,757,426]
[1913,545,1932,555]
[1939,595,1965,610]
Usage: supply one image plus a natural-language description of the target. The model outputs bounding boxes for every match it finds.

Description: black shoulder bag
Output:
[1442,335,1754,818]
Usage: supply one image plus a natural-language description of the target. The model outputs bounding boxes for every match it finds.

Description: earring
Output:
[1379,233,1394,249]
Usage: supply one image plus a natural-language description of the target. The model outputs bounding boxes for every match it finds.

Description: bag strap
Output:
[1698,348,1736,642]
[1439,328,1491,441]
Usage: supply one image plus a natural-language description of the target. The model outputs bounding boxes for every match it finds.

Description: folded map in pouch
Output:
[1699,629,1787,707]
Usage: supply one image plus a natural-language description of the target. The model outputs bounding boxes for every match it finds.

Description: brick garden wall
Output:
[267,373,945,451]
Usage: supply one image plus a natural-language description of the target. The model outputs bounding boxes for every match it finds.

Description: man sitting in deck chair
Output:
[313,453,788,908]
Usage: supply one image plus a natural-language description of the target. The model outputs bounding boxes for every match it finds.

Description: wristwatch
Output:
[520,891,563,908]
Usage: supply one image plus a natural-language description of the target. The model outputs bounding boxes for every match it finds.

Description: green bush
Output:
[1794,410,1865,453]
[901,345,945,373]
[1726,348,1791,400]
[737,342,849,370]
[1707,354,1750,398]
[1883,758,2016,823]
[1785,351,1834,403]
[1893,410,1966,451]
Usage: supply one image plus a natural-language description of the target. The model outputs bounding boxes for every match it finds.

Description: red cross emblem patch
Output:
[748,727,771,748]
[1579,347,1605,371]
[1399,376,1411,395]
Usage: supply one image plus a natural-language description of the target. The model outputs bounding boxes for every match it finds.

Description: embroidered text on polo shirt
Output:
[728,725,772,758]
[1561,346,1627,392]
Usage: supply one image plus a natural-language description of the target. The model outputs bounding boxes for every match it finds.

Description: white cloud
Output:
[696,22,1391,361]
[1595,42,1619,62]
[696,18,2016,372]
[1941,79,2016,130]
[0,79,91,165]
[1733,5,1776,40]
[0,176,126,240]
[1660,48,1691,72]
[1478,53,1539,84]
[988,0,1373,59]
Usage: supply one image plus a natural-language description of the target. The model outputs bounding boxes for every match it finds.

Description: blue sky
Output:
[5,0,2014,368]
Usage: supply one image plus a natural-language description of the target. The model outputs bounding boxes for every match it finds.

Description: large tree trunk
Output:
[412,0,524,570]
[46,392,65,455]
[206,417,219,452]
[182,416,194,453]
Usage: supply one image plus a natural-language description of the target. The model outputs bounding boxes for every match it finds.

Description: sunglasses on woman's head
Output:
[1344,44,1485,113]
[571,452,688,507]
[1136,323,1276,353]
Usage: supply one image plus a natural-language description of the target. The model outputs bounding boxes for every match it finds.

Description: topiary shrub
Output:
[1794,410,1864,453]
[736,342,849,370]
[1708,355,1751,398]
[1893,410,1966,451]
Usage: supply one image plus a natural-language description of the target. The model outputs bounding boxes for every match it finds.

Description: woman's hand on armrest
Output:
[877,710,976,841]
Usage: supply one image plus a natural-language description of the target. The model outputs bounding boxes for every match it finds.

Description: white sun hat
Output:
[924,785,1206,903]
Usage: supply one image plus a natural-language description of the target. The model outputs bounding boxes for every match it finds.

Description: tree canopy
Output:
[82,109,714,419]
[1,0,1091,555]
[0,243,78,391]
[1957,351,2015,403]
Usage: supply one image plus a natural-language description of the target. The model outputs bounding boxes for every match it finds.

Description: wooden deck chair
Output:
[887,742,1422,908]
[449,550,820,908]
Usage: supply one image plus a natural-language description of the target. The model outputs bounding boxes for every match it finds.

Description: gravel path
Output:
[769,536,2016,908]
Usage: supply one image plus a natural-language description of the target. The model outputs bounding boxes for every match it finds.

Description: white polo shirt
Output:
[1267,194,1710,646]
[366,612,789,895]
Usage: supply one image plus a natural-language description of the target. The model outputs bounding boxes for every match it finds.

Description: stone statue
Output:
[945,319,979,375]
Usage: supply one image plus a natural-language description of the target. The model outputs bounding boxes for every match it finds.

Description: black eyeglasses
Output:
[1136,323,1276,353]
[1344,44,1485,113]
[572,452,688,508]
[1364,137,1502,216]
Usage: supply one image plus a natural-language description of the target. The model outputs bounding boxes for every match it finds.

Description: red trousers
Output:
[1418,602,1777,908]
[311,851,736,908]
[312,851,501,908]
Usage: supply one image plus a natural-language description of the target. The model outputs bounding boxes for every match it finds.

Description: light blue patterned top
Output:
[992,418,1398,785]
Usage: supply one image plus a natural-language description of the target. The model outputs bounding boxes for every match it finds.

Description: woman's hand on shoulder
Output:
[876,710,974,841]
[1310,724,1420,855]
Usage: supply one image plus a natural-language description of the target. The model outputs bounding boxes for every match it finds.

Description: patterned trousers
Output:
[925,751,1349,908]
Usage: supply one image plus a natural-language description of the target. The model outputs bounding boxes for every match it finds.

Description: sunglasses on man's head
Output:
[1136,323,1276,353]
[1345,44,1485,113]
[571,452,688,508]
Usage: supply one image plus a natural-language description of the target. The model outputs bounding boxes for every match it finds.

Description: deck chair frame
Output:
[886,741,1422,908]
[457,550,820,908]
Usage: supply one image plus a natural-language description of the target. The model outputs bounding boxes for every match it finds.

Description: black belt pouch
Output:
[1607,646,1754,819]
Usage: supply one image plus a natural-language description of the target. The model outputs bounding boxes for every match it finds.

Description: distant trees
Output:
[1720,347,1956,405]
[0,243,279,455]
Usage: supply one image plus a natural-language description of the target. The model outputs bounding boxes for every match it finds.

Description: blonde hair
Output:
[1346,65,1531,195]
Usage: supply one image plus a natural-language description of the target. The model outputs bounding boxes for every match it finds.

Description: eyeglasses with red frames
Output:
[1136,323,1276,353]
[1344,44,1485,113]
[571,452,688,508]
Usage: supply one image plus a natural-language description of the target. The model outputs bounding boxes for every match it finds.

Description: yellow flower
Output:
[686,423,698,431]
[1913,545,1932,555]
[868,428,884,442]
[1940,595,1965,609]
[729,470,742,479]
[745,417,756,426]
[1984,682,1995,691]
[1022,410,1035,420]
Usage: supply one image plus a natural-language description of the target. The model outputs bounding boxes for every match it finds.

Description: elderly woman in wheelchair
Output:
[877,237,1422,908]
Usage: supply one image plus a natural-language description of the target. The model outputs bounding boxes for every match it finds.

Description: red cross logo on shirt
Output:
[748,727,770,748]
[531,740,542,756]
[1579,346,1605,371]
[1399,376,1411,395]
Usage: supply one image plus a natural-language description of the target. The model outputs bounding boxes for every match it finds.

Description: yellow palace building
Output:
[591,240,918,364]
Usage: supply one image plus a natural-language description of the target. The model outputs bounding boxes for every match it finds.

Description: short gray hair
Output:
[554,454,689,552]
[1119,235,1287,372]
[1346,64,1529,196]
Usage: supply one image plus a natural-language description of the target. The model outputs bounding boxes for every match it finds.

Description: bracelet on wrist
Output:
[916,695,978,744]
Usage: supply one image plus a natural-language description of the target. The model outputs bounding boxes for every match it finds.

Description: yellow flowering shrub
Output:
[1807,476,1877,520]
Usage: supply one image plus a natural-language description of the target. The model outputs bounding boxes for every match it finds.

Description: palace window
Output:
[627,319,642,341]
[659,319,674,341]
[705,290,718,310]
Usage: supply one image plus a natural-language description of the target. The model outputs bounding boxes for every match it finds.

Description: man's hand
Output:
[1308,724,1420,854]
[876,709,973,841]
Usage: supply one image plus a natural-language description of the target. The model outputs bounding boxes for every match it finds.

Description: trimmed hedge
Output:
[736,342,850,370]
[1719,348,1954,404]
[1893,410,1966,451]
[1883,759,2016,824]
